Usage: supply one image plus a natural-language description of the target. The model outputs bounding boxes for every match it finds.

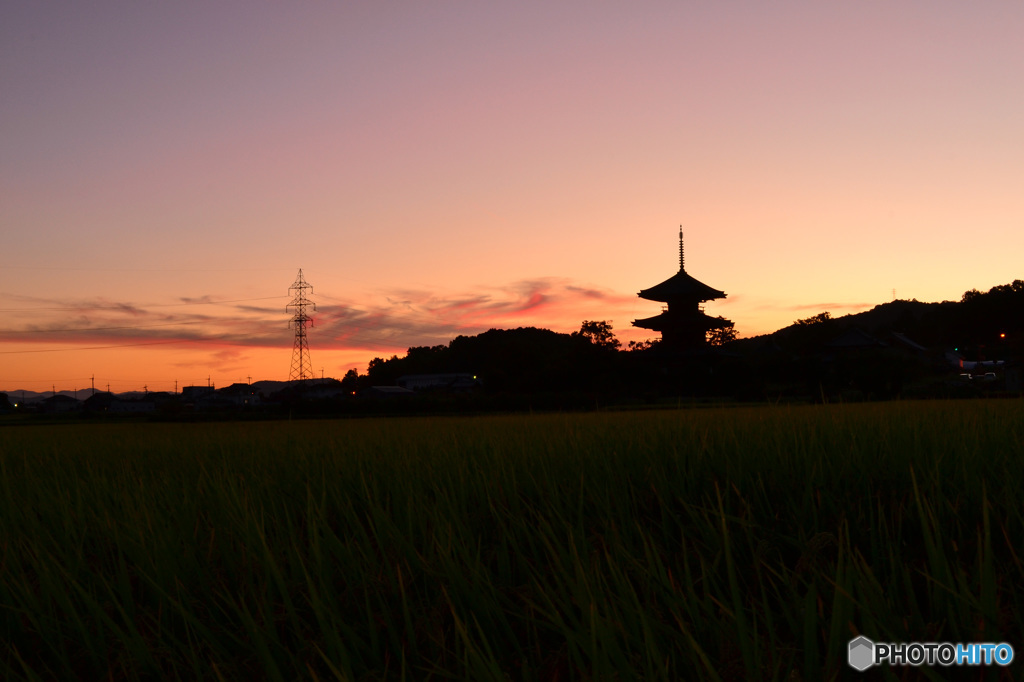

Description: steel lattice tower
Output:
[287,269,316,382]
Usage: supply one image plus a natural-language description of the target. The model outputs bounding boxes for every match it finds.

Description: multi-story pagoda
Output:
[633,229,733,349]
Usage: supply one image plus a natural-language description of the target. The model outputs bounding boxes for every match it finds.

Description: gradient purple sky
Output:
[3,2,1022,391]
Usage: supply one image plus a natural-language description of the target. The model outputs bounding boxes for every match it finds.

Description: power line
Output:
[0,305,542,352]
[0,339,194,354]
[0,287,571,357]
[0,320,208,334]
[0,377,93,383]
[0,266,296,273]
[0,295,288,313]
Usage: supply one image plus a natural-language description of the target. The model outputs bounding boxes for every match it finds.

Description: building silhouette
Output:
[633,229,733,349]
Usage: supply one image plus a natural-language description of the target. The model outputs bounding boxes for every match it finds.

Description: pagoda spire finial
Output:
[679,226,685,271]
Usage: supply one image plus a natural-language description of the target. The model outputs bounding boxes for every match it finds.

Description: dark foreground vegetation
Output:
[2,400,1022,680]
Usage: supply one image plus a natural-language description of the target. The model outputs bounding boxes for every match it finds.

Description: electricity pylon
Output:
[287,269,316,382]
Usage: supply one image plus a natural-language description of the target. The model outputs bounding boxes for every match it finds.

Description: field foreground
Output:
[1,401,1022,680]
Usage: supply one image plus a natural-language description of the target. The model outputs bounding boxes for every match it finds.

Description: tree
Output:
[404,345,449,373]
[627,338,659,351]
[795,311,832,327]
[573,320,621,351]
[707,319,737,346]
[340,369,359,394]
[366,355,400,383]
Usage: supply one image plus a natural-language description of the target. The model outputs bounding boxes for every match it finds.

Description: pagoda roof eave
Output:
[632,309,728,332]
[632,314,667,331]
[638,269,726,302]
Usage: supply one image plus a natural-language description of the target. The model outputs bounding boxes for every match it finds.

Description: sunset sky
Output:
[3,2,1022,393]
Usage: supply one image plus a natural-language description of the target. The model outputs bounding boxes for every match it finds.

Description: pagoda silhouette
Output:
[632,229,734,349]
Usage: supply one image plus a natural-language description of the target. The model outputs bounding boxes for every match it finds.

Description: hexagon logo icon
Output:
[848,636,875,671]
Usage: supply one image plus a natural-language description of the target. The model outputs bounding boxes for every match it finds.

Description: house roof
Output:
[826,328,886,349]
[891,332,928,352]
[42,394,80,404]
[367,386,414,395]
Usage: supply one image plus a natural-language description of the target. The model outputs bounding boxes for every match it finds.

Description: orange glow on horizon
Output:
[3,4,1023,392]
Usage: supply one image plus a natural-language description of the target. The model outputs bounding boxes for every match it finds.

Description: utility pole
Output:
[91,375,95,396]
[287,269,316,382]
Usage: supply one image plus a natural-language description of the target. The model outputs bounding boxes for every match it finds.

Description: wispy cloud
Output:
[785,301,877,312]
[329,277,642,349]
[0,279,642,355]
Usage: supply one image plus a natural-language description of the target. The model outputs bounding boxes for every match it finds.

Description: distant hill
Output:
[732,279,1022,359]
[2,389,92,405]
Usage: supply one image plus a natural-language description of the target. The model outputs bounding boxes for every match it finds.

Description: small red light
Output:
[1001,333,1006,338]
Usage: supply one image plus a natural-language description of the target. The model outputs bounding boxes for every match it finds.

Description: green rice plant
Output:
[0,400,1021,679]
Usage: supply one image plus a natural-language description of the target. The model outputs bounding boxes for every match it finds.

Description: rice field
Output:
[1,400,1022,680]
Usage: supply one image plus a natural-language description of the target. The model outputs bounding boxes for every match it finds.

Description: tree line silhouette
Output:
[318,280,1016,409]
[4,281,1018,418]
